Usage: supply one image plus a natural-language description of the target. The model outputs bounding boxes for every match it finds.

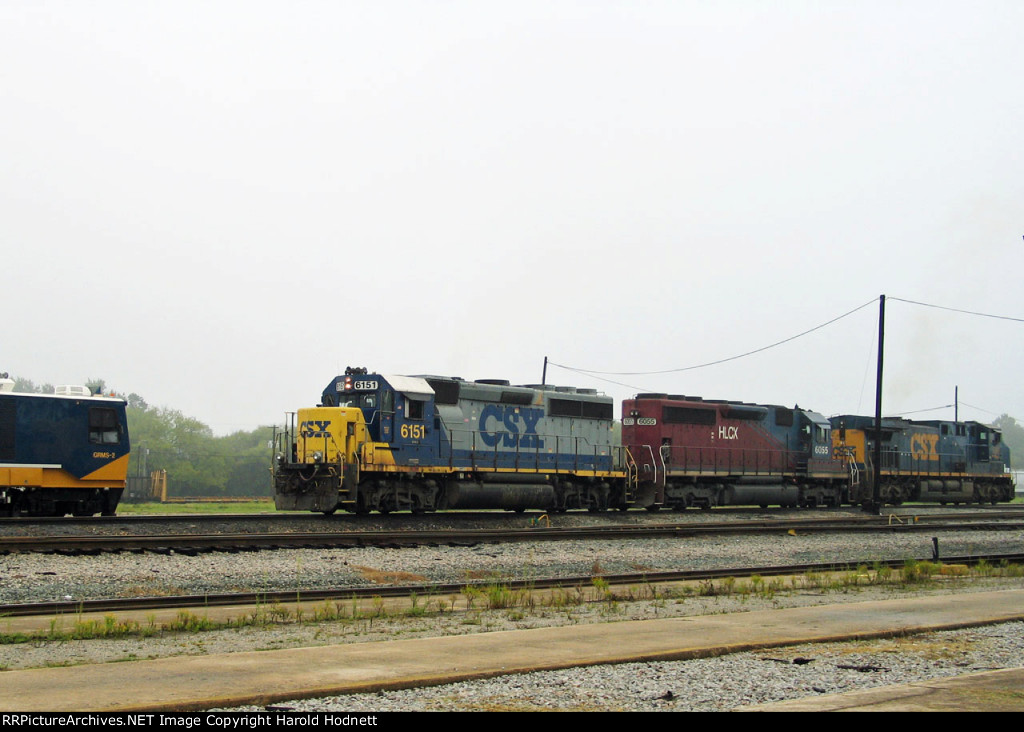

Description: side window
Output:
[406,398,425,420]
[381,390,394,414]
[89,408,121,445]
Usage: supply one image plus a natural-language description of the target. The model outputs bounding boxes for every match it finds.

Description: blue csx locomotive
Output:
[274,368,645,514]
[274,367,1014,514]
[831,414,1013,505]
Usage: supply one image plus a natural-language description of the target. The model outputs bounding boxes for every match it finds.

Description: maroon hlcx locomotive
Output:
[621,393,848,510]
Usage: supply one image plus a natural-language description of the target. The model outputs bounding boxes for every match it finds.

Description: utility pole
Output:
[867,294,885,516]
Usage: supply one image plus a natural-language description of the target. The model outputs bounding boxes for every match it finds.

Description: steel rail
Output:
[2,517,1023,554]
[4,507,1024,527]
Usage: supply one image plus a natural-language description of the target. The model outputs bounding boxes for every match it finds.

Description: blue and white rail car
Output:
[0,379,130,517]
[274,367,637,514]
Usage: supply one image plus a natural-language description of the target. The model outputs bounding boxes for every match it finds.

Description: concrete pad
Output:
[1,590,1022,712]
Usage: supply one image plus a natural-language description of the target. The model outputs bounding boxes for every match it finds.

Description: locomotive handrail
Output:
[664,445,800,475]
[639,444,659,486]
[442,427,618,476]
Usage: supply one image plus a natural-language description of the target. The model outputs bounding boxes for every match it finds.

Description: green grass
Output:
[3,561,1022,647]
[115,500,278,515]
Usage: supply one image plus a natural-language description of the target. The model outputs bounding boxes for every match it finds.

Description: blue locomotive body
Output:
[0,386,130,516]
[275,368,634,513]
[830,414,1013,505]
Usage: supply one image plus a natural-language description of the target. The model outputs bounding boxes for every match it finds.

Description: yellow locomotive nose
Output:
[274,406,371,514]
[295,406,353,465]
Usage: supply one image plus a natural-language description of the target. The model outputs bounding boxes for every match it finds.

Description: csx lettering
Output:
[911,433,940,461]
[300,420,332,438]
[479,405,545,449]
[717,426,739,440]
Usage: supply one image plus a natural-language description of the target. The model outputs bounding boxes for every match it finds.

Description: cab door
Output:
[379,389,394,443]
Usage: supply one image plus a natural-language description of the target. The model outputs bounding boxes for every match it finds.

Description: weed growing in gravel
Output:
[461,584,482,610]
[900,559,940,585]
[697,579,719,597]
[167,611,217,632]
[407,593,429,618]
[872,562,894,583]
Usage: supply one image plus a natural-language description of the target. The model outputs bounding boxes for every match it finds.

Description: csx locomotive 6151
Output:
[274,367,1014,514]
[273,368,645,514]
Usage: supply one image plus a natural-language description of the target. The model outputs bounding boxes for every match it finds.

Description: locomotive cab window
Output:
[405,397,425,420]
[89,408,122,445]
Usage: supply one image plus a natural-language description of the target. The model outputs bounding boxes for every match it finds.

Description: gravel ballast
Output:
[2,512,1022,711]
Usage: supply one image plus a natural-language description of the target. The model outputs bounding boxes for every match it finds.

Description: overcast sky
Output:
[3,1,1022,434]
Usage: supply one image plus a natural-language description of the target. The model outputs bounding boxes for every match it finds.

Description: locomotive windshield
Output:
[326,393,377,409]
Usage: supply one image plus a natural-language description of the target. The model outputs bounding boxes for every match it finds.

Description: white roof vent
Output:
[0,377,13,393]
[55,385,92,397]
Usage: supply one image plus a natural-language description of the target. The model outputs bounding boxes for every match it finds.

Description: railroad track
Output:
[4,553,1022,619]
[5,506,1023,528]
[2,513,1022,554]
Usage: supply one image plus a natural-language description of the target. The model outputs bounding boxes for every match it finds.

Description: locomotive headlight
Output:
[275,453,285,466]
[312,451,324,463]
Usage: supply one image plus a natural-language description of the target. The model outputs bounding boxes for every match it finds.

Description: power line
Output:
[888,297,1024,323]
[550,297,879,378]
[551,294,1023,383]
[959,401,1005,418]
[886,404,953,417]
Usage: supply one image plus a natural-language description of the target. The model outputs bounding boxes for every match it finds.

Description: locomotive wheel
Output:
[645,505,661,512]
